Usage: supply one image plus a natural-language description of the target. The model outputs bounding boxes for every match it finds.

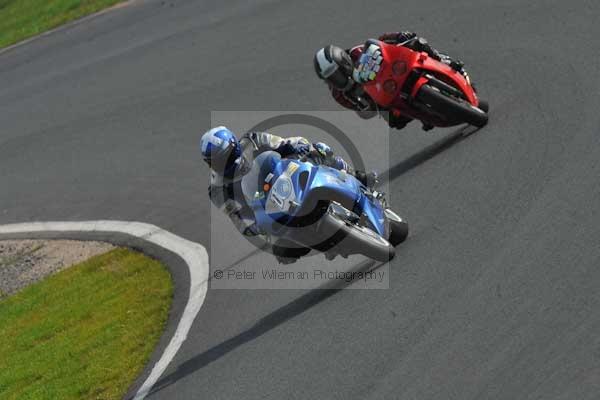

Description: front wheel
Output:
[317,211,395,262]
[416,84,488,127]
[385,209,409,246]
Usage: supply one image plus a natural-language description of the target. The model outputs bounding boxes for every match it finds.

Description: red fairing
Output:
[358,41,480,127]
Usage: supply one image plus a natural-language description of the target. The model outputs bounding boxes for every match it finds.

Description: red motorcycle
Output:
[352,40,488,129]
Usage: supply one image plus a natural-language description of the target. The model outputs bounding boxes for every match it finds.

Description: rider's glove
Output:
[297,144,325,163]
[378,31,416,44]
[313,142,333,158]
[396,31,417,43]
[278,140,298,157]
[296,143,312,156]
[354,170,379,189]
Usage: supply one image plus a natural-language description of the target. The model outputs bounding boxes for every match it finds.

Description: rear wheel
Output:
[417,84,488,127]
[478,99,489,113]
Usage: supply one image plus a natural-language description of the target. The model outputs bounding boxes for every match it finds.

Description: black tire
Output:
[478,99,489,113]
[389,221,409,246]
[416,84,488,127]
[385,208,409,246]
[318,212,395,262]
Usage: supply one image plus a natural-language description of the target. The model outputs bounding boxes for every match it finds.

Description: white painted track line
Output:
[0,221,209,400]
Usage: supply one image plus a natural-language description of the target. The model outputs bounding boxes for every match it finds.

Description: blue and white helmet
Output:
[200,126,241,177]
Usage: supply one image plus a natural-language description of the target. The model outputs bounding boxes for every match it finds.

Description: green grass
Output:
[0,0,125,49]
[0,248,173,400]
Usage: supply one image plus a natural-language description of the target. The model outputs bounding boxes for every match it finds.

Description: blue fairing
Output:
[241,151,386,238]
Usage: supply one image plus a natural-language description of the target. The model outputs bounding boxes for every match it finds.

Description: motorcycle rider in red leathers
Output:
[314,31,466,131]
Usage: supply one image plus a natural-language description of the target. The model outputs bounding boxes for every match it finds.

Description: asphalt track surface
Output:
[1,0,599,399]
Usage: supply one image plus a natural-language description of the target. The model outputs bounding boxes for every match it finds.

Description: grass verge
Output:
[0,0,125,49]
[0,247,173,400]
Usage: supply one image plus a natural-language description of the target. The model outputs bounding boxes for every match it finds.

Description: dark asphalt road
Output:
[1,0,600,399]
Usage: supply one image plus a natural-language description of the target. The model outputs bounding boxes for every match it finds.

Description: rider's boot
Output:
[272,239,310,265]
[388,113,413,130]
[276,255,299,265]
[422,123,434,131]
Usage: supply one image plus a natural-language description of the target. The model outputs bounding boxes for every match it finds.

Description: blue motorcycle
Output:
[241,151,409,262]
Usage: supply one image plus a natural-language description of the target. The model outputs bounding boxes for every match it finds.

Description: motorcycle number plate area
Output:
[265,166,297,214]
[354,43,383,82]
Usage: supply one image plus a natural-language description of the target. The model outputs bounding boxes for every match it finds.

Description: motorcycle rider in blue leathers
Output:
[200,126,376,263]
